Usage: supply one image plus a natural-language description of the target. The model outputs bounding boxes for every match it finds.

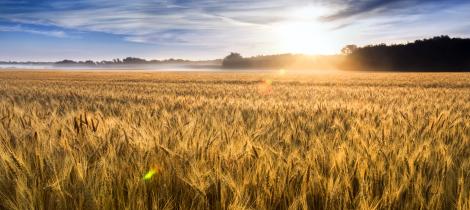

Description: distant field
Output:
[0,70,469,210]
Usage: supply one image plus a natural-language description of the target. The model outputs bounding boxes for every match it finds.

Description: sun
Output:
[272,7,343,55]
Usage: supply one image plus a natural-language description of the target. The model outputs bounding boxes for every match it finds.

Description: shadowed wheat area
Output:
[0,71,469,210]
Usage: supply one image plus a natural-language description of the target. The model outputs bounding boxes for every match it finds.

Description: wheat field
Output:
[0,71,468,210]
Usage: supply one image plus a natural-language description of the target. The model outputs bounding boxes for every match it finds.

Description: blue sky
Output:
[1,0,470,61]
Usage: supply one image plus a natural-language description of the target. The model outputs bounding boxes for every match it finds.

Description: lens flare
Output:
[143,166,159,180]
[279,69,286,75]
[265,79,272,85]
[258,79,273,95]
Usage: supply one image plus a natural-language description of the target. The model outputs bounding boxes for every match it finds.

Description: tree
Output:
[122,57,147,64]
[222,52,249,68]
[341,45,358,55]
[224,52,243,61]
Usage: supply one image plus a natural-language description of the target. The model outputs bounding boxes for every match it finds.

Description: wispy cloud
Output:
[320,0,469,21]
[0,25,68,38]
[0,0,301,46]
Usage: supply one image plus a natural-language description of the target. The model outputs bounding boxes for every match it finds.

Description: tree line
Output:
[5,35,469,71]
[55,57,190,65]
[341,35,470,71]
[222,36,470,71]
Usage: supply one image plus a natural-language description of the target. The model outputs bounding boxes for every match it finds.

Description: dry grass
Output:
[0,70,469,210]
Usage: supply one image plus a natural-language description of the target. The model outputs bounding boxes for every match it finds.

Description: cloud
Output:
[319,0,470,21]
[0,25,68,38]
[0,0,302,46]
[0,0,316,55]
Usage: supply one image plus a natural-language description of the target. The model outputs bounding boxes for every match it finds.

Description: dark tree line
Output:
[342,36,470,71]
[221,53,340,69]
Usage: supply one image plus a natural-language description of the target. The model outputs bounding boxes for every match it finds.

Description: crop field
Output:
[0,70,469,210]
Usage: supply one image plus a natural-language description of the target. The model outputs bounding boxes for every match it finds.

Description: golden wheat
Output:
[0,71,468,210]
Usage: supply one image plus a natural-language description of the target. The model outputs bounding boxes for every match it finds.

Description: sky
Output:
[1,0,470,61]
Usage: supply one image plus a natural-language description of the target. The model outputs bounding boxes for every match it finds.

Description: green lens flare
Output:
[143,169,157,180]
